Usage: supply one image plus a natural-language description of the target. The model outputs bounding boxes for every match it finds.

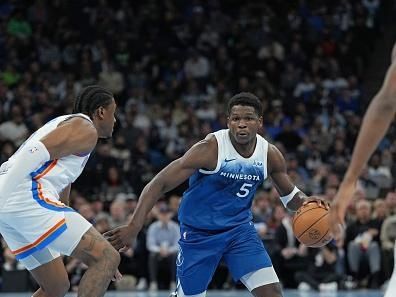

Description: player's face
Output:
[99,99,117,138]
[227,105,262,145]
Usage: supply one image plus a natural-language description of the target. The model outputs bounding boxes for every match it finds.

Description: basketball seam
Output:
[296,211,329,238]
[292,206,322,225]
[309,215,330,246]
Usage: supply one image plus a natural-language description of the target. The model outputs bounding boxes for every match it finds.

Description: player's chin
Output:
[235,134,250,144]
[99,131,113,139]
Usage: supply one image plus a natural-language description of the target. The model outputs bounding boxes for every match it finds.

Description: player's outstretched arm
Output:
[0,118,97,202]
[104,136,218,251]
[267,144,308,211]
[330,58,396,239]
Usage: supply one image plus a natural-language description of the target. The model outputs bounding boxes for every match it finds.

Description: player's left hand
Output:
[329,180,356,243]
[104,225,136,252]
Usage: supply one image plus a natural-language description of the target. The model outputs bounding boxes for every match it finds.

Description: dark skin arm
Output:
[104,135,218,251]
[267,144,308,211]
[40,117,98,159]
[59,184,71,206]
[329,50,396,241]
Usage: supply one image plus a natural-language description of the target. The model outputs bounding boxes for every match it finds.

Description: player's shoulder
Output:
[57,114,98,141]
[185,134,218,170]
[256,133,270,148]
[204,132,218,144]
[59,113,92,124]
[59,114,95,130]
[267,142,286,172]
[267,142,277,153]
[184,133,218,164]
[192,133,218,153]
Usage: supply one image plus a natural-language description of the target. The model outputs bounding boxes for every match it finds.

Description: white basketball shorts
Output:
[0,204,91,270]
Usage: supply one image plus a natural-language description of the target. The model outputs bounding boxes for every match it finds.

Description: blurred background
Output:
[0,0,396,294]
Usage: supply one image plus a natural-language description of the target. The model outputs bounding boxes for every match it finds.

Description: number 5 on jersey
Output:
[236,183,253,198]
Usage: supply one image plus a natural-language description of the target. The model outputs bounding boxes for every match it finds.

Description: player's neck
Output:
[229,136,257,158]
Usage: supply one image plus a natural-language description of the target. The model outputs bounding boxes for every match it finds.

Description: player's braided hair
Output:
[227,92,263,116]
[73,85,114,118]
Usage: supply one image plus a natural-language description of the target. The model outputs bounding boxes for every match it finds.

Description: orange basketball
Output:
[292,200,333,248]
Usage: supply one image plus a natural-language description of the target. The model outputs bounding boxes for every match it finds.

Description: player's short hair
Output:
[227,92,263,116]
[73,85,114,118]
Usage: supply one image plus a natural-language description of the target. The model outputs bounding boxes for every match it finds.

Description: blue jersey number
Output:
[236,183,253,198]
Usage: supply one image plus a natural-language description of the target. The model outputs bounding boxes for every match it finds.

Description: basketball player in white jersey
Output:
[105,93,324,297]
[0,85,120,297]
[329,44,396,297]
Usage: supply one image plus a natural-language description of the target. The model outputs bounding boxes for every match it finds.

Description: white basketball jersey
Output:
[3,113,93,210]
[200,129,269,178]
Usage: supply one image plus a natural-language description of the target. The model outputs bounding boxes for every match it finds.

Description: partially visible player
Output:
[0,85,120,297]
[329,44,396,297]
[105,92,313,297]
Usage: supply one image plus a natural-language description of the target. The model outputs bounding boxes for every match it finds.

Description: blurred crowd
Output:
[1,0,396,293]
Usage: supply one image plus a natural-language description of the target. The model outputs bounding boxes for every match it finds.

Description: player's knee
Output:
[42,278,70,297]
[108,246,121,269]
[97,242,120,272]
[76,236,120,269]
[251,283,283,297]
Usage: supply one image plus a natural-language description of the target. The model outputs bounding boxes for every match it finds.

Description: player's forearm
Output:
[345,93,396,182]
[128,176,168,231]
[128,158,193,232]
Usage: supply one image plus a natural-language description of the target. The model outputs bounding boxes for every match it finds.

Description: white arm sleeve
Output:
[0,140,50,203]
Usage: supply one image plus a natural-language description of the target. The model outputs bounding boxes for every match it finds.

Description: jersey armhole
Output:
[199,133,221,175]
[59,114,93,126]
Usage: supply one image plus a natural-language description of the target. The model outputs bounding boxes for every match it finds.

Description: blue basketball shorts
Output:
[176,221,274,295]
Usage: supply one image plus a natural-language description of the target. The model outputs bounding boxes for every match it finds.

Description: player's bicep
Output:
[268,144,295,196]
[40,118,97,159]
[155,138,216,193]
[155,159,196,193]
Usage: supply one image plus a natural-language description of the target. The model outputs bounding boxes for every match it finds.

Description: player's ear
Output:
[226,116,230,129]
[96,106,105,119]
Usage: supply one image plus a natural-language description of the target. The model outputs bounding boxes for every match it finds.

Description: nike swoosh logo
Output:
[224,158,237,162]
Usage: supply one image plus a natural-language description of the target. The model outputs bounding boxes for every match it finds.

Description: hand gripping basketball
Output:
[292,198,333,248]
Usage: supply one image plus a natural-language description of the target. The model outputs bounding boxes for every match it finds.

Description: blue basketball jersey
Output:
[178,129,269,230]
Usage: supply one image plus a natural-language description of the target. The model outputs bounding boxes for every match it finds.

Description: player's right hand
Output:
[329,180,356,243]
[303,196,330,209]
[103,225,135,252]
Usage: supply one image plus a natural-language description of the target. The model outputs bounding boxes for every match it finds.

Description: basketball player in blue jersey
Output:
[329,45,396,297]
[106,92,316,297]
[0,85,121,297]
